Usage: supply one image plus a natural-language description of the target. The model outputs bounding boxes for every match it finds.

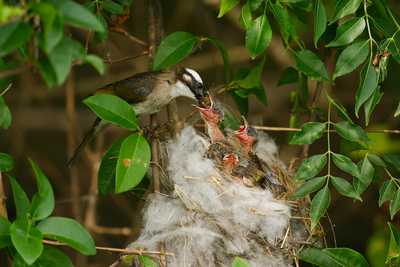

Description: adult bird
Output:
[68,66,205,167]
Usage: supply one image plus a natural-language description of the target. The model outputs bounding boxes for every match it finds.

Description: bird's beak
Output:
[193,93,219,125]
[235,116,249,136]
[222,152,239,173]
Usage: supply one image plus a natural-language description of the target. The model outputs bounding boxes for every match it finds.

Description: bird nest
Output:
[127,126,321,267]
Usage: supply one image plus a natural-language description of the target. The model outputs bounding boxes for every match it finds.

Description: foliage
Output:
[0,158,95,266]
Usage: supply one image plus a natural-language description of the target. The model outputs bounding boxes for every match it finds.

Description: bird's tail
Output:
[67,117,110,167]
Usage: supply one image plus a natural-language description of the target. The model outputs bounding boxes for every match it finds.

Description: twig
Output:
[0,64,33,80]
[103,51,149,64]
[0,83,12,96]
[213,182,243,199]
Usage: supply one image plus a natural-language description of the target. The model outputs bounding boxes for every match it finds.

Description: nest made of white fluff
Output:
[127,126,310,267]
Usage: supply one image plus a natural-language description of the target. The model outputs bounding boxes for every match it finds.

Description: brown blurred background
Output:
[1,0,400,266]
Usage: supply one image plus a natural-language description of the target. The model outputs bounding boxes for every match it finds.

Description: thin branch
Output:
[0,83,12,96]
[0,64,33,80]
[103,51,149,64]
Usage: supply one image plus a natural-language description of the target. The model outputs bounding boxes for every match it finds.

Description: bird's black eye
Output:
[197,83,203,90]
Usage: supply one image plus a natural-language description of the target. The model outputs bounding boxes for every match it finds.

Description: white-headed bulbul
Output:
[68,66,205,167]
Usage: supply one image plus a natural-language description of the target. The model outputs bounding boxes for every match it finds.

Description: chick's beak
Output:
[194,94,220,125]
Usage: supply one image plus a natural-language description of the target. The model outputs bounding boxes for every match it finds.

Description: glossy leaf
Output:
[323,247,369,267]
[115,134,151,194]
[0,215,12,249]
[379,180,396,207]
[35,246,73,267]
[327,17,365,47]
[8,176,30,222]
[294,50,333,83]
[10,220,43,265]
[333,41,369,80]
[355,59,377,117]
[218,0,241,18]
[238,2,251,30]
[102,1,127,14]
[368,154,386,167]
[372,18,396,39]
[153,31,199,71]
[340,139,367,154]
[83,94,138,131]
[140,255,157,267]
[249,82,267,106]
[332,153,360,178]
[290,122,326,145]
[249,0,263,11]
[63,38,86,60]
[270,3,299,39]
[331,176,361,201]
[291,5,311,27]
[314,0,327,47]
[395,102,400,117]
[310,184,331,230]
[364,87,383,125]
[381,153,400,172]
[37,217,96,255]
[333,121,372,143]
[299,246,340,267]
[330,0,362,25]
[207,37,230,84]
[85,54,105,75]
[57,0,105,32]
[225,90,248,117]
[354,158,373,195]
[0,20,34,57]
[289,176,326,199]
[96,13,108,45]
[239,53,266,88]
[48,41,72,86]
[246,14,272,59]
[232,257,252,267]
[370,0,389,20]
[390,32,400,64]
[390,190,400,220]
[29,158,55,221]
[387,222,400,266]
[36,58,57,88]
[0,153,13,172]
[277,67,298,86]
[98,137,127,198]
[294,154,327,182]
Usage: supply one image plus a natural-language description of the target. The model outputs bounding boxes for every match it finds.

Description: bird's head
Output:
[222,152,239,173]
[234,116,259,150]
[194,93,226,126]
[175,66,205,100]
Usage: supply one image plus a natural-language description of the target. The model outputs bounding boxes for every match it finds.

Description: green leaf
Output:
[368,154,386,167]
[372,18,396,39]
[98,137,127,198]
[119,0,133,7]
[218,0,241,18]
[153,31,199,71]
[232,257,252,267]
[10,220,43,265]
[332,153,360,178]
[395,102,400,117]
[29,158,55,221]
[225,90,248,117]
[96,13,108,45]
[207,37,230,84]
[310,184,331,230]
[270,3,299,39]
[246,14,272,59]
[0,96,11,130]
[294,50,333,84]
[249,0,263,11]
[299,246,341,267]
[370,0,389,20]
[140,255,157,267]
[8,176,30,222]
[220,110,240,131]
[0,20,34,57]
[294,154,327,182]
[0,153,13,172]
[354,158,373,195]
[290,122,326,145]
[239,53,266,88]
[364,86,383,125]
[291,5,311,27]
[330,0,362,25]
[333,121,372,143]
[289,176,326,199]
[333,41,369,80]
[85,54,105,75]
[0,215,12,249]
[340,139,367,154]
[323,247,369,267]
[249,82,267,106]
[355,59,377,117]
[115,134,151,194]
[83,94,138,131]
[36,58,57,89]
[331,176,362,201]
[277,67,298,86]
[37,217,96,255]
[387,222,400,266]
[57,0,105,32]
[35,246,74,267]
[390,32,400,64]
[102,1,127,14]
[63,38,86,60]
[238,2,252,30]
[48,41,72,86]
[381,153,400,172]
[379,180,396,207]
[314,0,327,47]
[327,17,365,47]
